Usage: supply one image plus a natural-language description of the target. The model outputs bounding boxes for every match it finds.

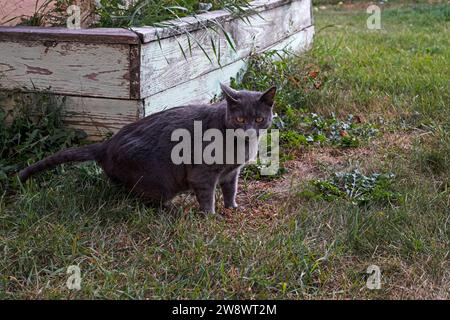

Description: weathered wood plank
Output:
[0,41,133,99]
[0,26,140,44]
[143,59,246,115]
[265,25,314,53]
[139,0,312,98]
[140,29,233,99]
[232,0,312,56]
[1,92,142,141]
[143,24,314,115]
[132,0,295,43]
[63,96,142,140]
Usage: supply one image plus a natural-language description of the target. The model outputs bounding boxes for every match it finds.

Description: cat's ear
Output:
[259,86,277,107]
[220,83,239,105]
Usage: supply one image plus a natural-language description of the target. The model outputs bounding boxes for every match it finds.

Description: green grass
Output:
[16,0,252,27]
[95,0,252,27]
[1,2,449,299]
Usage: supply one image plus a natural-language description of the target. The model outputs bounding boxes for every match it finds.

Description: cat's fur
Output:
[18,84,276,215]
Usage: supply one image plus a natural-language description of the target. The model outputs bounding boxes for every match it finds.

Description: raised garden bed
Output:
[0,0,314,140]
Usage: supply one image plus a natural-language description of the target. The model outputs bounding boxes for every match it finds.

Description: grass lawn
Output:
[1,1,449,299]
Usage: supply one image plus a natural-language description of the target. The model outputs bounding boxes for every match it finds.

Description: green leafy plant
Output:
[301,169,401,205]
[296,112,378,148]
[0,93,85,189]
[96,0,252,27]
[279,112,379,149]
[241,162,287,181]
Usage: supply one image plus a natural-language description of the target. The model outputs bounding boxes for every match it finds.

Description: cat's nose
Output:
[244,126,255,134]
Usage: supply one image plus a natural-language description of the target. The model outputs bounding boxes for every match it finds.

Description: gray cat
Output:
[19,84,277,215]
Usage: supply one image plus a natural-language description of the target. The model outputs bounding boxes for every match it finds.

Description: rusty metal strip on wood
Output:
[129,44,141,100]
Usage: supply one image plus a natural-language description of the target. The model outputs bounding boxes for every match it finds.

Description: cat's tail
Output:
[18,142,105,182]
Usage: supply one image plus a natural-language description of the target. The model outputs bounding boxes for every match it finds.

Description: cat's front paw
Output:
[200,210,225,220]
[224,201,238,209]
[199,206,216,215]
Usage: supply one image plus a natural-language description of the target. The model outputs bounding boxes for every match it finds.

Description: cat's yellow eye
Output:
[236,117,245,123]
[255,117,264,123]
